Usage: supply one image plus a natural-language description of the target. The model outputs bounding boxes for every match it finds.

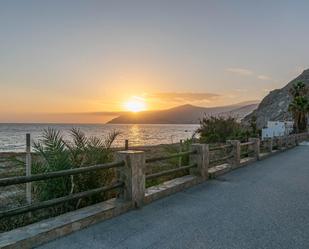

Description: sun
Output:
[124,96,147,112]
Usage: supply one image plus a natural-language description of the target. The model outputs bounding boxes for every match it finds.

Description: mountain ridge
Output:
[107,101,259,124]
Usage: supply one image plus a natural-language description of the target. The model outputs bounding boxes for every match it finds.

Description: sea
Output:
[0,124,199,152]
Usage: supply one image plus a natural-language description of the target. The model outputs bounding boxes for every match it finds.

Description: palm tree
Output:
[290,81,308,97]
[32,128,120,207]
[288,82,309,133]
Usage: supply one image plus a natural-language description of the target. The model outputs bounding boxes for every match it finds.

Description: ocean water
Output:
[0,124,199,152]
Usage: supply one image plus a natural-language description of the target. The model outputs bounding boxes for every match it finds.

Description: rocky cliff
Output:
[243,69,309,128]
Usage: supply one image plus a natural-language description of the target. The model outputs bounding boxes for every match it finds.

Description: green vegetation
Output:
[288,82,309,133]
[32,128,120,207]
[197,116,257,144]
[1,128,120,231]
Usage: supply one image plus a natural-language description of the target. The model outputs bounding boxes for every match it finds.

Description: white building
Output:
[261,121,294,140]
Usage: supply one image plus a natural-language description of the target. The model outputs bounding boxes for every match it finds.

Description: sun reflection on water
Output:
[129,124,141,145]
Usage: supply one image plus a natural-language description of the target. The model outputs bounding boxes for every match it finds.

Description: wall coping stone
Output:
[144,175,202,204]
[208,163,231,178]
[0,198,133,249]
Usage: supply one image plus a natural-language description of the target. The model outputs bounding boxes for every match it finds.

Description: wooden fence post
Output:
[190,144,209,180]
[116,150,145,208]
[268,138,273,153]
[249,138,260,160]
[178,139,183,167]
[26,133,32,204]
[124,139,129,150]
[286,135,290,147]
[291,134,296,147]
[295,134,299,146]
[284,135,289,148]
[278,136,283,150]
[227,140,240,168]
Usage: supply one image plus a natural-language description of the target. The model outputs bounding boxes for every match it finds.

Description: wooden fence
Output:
[0,132,308,227]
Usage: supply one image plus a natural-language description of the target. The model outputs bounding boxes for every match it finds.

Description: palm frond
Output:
[37,128,66,154]
[103,130,121,149]
[88,136,104,148]
[33,128,70,171]
[70,128,88,149]
[5,156,26,168]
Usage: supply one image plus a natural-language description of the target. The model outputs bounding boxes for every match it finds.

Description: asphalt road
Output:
[39,145,309,249]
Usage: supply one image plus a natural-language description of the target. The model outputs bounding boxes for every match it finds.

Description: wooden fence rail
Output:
[209,144,232,152]
[146,163,197,180]
[209,154,233,165]
[145,150,196,163]
[0,182,124,218]
[240,141,255,146]
[0,161,125,187]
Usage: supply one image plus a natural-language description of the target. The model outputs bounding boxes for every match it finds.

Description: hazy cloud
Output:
[149,92,220,103]
[72,111,123,115]
[235,89,248,93]
[227,68,273,81]
[226,68,253,76]
[258,75,271,81]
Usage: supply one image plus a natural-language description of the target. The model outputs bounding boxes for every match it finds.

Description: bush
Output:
[197,116,250,143]
[32,128,120,208]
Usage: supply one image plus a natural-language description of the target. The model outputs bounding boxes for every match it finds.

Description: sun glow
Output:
[124,96,147,112]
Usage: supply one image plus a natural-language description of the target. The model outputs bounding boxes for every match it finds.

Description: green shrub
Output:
[197,115,261,144]
[31,128,120,207]
[197,116,246,143]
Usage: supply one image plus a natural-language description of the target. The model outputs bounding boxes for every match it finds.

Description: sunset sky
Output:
[1,0,309,123]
